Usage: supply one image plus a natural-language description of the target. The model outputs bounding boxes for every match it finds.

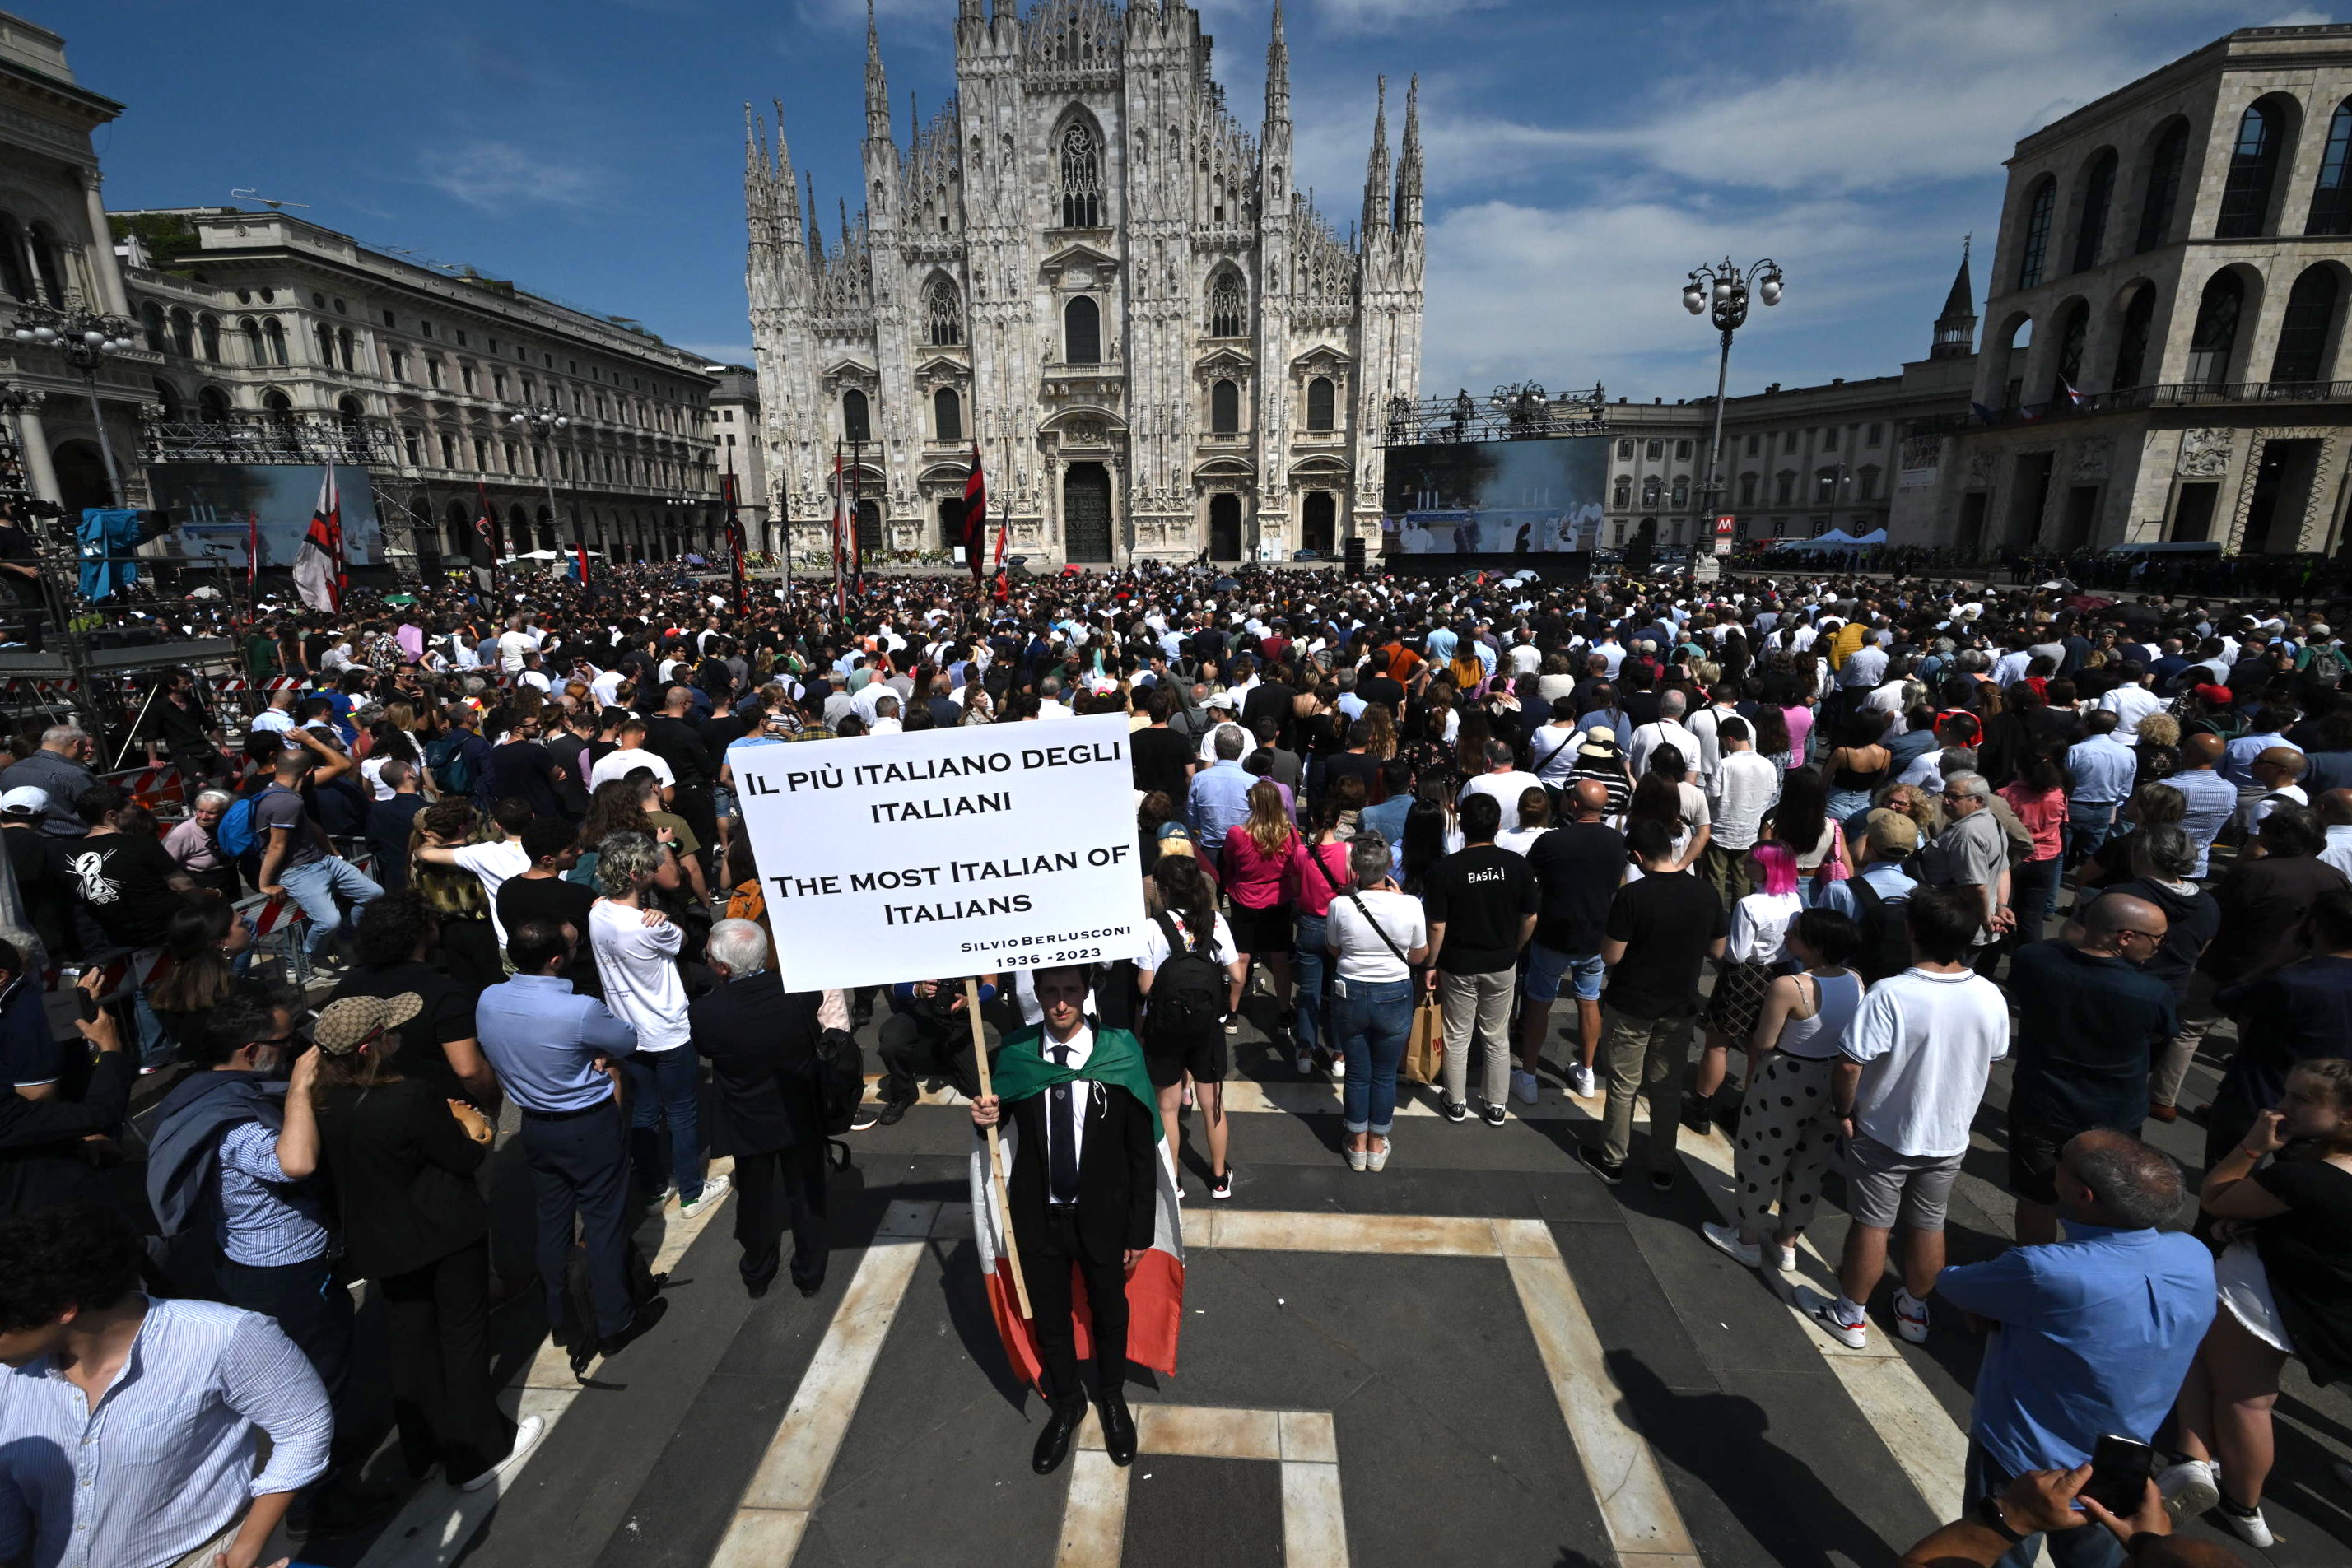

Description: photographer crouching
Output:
[856,971,1000,1128]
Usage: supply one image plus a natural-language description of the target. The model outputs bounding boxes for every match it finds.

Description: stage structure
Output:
[1381,384,1612,557]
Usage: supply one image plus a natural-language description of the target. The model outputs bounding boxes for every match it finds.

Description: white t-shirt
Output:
[2099,682,2166,738]
[1725,890,1803,965]
[589,898,690,1051]
[1325,889,1428,984]
[1140,909,1237,974]
[497,630,533,672]
[590,668,627,708]
[1839,966,2010,1158]
[589,746,675,792]
[1495,826,1552,856]
[1460,770,1545,821]
[449,840,532,947]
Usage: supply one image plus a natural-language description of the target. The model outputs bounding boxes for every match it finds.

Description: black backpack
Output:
[1146,911,1228,1051]
[813,1026,864,1170]
[1847,875,1913,984]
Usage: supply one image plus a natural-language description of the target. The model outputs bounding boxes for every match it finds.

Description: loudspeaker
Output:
[1343,535,1367,577]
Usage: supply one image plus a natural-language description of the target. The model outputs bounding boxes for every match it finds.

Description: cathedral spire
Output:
[1362,77,1392,242]
[773,99,802,231]
[1931,235,1977,360]
[864,0,890,143]
[1395,73,1423,231]
[1266,0,1290,123]
[805,172,823,264]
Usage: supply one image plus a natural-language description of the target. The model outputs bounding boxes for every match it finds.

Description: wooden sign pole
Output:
[965,977,1032,1320]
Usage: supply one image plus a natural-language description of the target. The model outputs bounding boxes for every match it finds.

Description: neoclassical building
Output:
[1894,24,2352,556]
[744,0,1426,565]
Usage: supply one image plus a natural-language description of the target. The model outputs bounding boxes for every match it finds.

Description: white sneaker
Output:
[1569,1064,1597,1098]
[679,1174,732,1218]
[2218,1505,2275,1550]
[1769,1241,1799,1273]
[1511,1069,1539,1105]
[1701,1221,1761,1268]
[1798,1286,1869,1348]
[461,1413,547,1492]
[2157,1459,2219,1522]
[1893,1287,1931,1344]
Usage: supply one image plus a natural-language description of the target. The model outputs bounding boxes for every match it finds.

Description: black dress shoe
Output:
[1097,1394,1138,1466]
[795,1276,826,1299]
[744,1273,774,1300]
[571,1296,670,1378]
[1032,1406,1080,1475]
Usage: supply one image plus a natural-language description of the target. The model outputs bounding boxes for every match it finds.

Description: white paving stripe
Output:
[357,1157,741,1568]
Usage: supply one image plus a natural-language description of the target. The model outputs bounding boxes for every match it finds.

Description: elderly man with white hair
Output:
[5,724,95,837]
[163,787,240,899]
[691,919,831,1299]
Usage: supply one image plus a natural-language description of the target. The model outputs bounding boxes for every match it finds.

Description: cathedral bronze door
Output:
[855,500,882,556]
[1064,463,1113,562]
[1209,492,1242,561]
[1302,491,1335,554]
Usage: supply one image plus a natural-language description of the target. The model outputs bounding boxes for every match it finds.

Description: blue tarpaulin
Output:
[77,508,142,600]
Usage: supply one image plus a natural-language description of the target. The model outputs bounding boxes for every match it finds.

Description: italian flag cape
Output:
[970,1024,1184,1386]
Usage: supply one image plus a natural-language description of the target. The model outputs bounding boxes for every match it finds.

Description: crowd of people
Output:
[0,551,2340,1563]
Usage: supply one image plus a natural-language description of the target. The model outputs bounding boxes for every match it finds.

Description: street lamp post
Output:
[10,303,139,506]
[505,403,571,557]
[1681,258,1785,552]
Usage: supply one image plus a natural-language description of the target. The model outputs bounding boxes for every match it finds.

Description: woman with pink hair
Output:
[1686,841,1804,1138]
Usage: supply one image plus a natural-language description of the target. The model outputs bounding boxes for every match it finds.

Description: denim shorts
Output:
[1524,942,1604,1003]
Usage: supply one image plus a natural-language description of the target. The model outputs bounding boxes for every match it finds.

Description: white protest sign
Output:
[731,711,1149,993]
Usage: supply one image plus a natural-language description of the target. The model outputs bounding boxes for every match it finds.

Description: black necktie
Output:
[1048,1045,1079,1206]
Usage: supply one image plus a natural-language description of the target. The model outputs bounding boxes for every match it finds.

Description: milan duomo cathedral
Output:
[743,0,1427,566]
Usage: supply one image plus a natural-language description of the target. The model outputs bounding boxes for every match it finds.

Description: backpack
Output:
[1144,910,1228,1053]
[2306,644,2345,690]
[813,1026,864,1168]
[429,733,479,798]
[214,795,260,859]
[1847,874,1914,984]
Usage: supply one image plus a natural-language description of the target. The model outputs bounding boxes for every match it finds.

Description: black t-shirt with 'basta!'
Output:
[1421,844,1538,975]
[1601,870,1728,1018]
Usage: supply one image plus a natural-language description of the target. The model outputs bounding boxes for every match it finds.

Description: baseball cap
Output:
[2192,683,2233,705]
[0,786,46,817]
[1863,812,1920,856]
[312,992,423,1056]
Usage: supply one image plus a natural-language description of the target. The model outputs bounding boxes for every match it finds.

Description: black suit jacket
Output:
[1003,1069,1157,1266]
[691,971,825,1156]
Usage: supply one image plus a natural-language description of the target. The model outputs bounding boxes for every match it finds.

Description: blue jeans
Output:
[2063,800,2118,868]
[276,854,384,956]
[1293,913,1330,1055]
[623,1045,706,1202]
[1331,977,1415,1134]
[2013,854,2062,942]
[1963,1438,2125,1568]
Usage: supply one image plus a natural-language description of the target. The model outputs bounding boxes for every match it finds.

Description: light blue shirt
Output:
[2223,728,2298,788]
[2065,733,2137,806]
[1938,1224,2215,1476]
[1818,859,1917,921]
[0,1297,332,1568]
[213,1121,331,1268]
[1425,626,1459,665]
[477,973,639,1112]
[1185,759,1256,848]
[2168,767,2240,878]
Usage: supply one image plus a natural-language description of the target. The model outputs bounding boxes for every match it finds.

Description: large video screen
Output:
[147,463,388,568]
[1382,435,1609,555]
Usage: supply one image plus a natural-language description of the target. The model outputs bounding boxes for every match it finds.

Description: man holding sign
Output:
[970,967,1177,1477]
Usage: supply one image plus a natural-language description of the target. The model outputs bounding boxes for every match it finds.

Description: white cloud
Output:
[420,142,600,211]
[794,0,955,31]
[680,341,758,367]
[1311,0,1507,30]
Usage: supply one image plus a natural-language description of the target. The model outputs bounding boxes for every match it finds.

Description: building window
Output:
[2270,264,2340,383]
[1064,295,1101,364]
[1783,430,1799,453]
[421,321,433,338]
[1856,466,1881,501]
[2137,120,2190,252]
[493,370,507,399]
[170,309,195,359]
[2016,177,2055,288]
[1823,426,1838,452]
[1617,439,1634,459]
[0,216,27,300]
[504,440,519,472]
[2073,148,2117,271]
[1865,422,1883,446]
[1208,271,1246,338]
[1642,475,1662,507]
[1745,433,1759,456]
[460,362,477,395]
[1738,472,1758,505]
[1613,477,1632,508]
[1211,379,1240,434]
[928,277,962,346]
[402,429,421,465]
[2216,100,2284,239]
[842,388,871,443]
[428,358,445,389]
[2308,99,2352,235]
[934,385,962,441]
[2112,284,2155,389]
[1306,375,1335,431]
[1645,439,1662,460]
[1674,439,1692,459]
[2187,270,2245,387]
[140,302,167,353]
[1671,476,1688,508]
[1814,468,1839,504]
[240,318,263,363]
[473,438,489,470]
[1775,470,1795,504]
[1058,123,1101,228]
[439,433,457,468]
[314,322,333,365]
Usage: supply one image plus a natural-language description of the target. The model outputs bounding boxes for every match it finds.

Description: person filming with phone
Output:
[1935,1129,2215,1568]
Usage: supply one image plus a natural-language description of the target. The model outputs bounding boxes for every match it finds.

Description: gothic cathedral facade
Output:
[743,0,1425,566]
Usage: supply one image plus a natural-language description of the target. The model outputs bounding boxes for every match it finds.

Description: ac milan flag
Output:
[292,465,344,612]
[473,482,496,564]
[962,447,988,584]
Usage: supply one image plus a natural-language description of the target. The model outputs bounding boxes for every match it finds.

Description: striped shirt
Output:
[214,1121,331,1268]
[0,1297,332,1568]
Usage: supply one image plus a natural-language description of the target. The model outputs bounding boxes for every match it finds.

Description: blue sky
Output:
[59,0,2326,400]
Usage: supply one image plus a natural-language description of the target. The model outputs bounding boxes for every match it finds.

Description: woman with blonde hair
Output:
[1360,701,1399,762]
[1220,780,1301,1048]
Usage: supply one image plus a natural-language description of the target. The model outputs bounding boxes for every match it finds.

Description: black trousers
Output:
[217,1252,353,1412]
[877,1012,979,1105]
[380,1239,515,1484]
[1018,1206,1129,1415]
[519,1100,634,1341]
[733,1139,829,1292]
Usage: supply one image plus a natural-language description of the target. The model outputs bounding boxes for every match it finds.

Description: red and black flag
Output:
[721,466,748,612]
[962,446,988,584]
[473,482,497,565]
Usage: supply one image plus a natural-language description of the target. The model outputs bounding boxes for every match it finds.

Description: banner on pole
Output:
[732,713,1149,993]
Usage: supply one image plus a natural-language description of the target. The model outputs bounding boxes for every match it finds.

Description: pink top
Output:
[1221,824,1300,912]
[1288,839,1353,918]
[1781,703,1814,762]
[1998,783,2066,862]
